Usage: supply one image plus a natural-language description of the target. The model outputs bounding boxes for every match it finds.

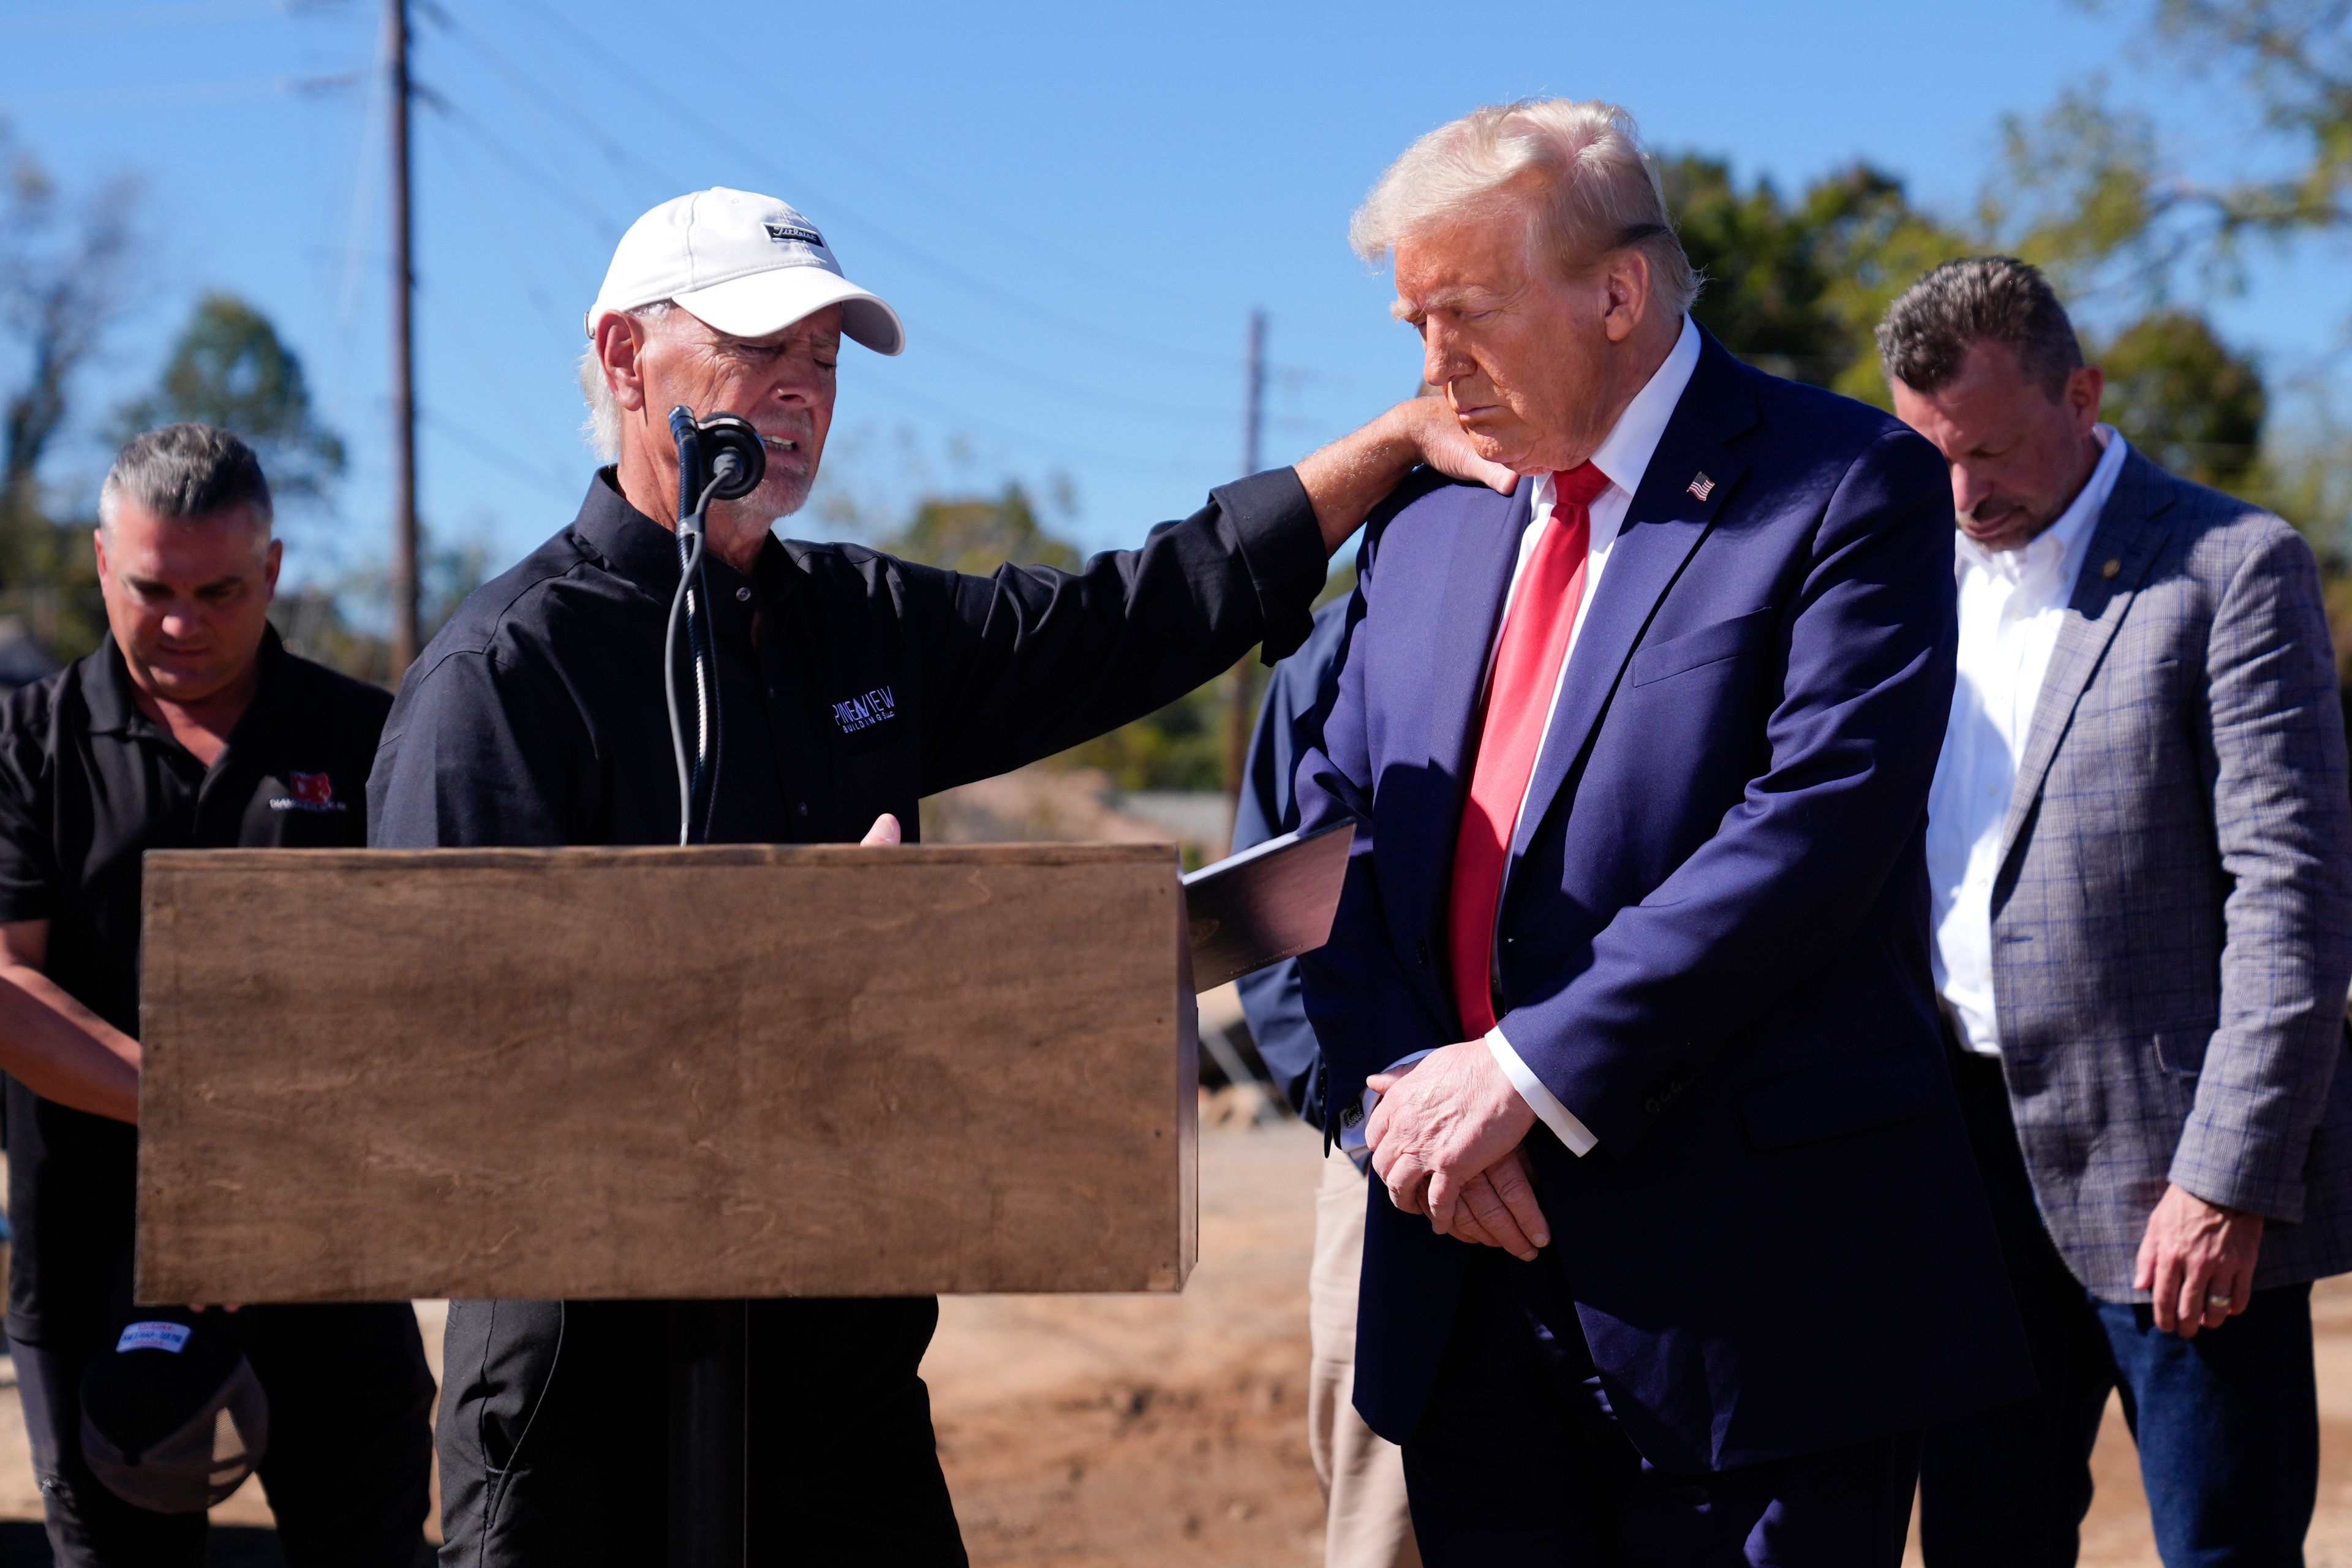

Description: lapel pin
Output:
[1687,472,1714,501]
[2101,557,2122,579]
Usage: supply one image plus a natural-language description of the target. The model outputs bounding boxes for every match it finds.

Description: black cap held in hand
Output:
[79,1309,268,1514]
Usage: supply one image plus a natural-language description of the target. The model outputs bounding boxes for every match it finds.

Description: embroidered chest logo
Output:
[830,686,899,736]
[270,771,348,813]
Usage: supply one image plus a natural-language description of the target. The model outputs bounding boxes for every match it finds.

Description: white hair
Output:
[1350,99,1698,316]
[577,300,677,460]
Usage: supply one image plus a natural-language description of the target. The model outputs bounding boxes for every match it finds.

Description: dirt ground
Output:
[1,1117,2350,1562]
[930,1120,2352,1568]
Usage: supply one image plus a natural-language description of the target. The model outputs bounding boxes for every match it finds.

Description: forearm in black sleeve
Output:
[916,469,1326,794]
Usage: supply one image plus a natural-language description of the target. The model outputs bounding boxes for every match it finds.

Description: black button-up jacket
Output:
[369,467,1324,851]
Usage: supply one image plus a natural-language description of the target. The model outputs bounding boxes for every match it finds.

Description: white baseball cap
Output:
[587,187,905,355]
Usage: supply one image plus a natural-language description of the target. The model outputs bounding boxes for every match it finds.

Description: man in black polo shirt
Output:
[0,425,433,1566]
[372,187,1509,1564]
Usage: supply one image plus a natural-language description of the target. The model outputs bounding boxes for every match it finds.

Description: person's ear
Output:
[1600,250,1653,345]
[2066,363,2105,432]
[262,537,283,597]
[596,313,649,414]
[91,527,108,584]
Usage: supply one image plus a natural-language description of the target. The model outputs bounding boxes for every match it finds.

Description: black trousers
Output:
[1918,1049,2320,1566]
[10,1303,435,1568]
[435,1295,967,1567]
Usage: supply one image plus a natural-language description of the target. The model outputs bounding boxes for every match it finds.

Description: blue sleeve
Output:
[1232,597,1355,1125]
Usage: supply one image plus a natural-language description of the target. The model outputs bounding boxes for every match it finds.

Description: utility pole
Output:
[386,0,420,674]
[1221,309,1268,849]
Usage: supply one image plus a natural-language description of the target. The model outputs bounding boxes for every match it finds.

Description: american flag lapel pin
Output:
[1687,472,1715,501]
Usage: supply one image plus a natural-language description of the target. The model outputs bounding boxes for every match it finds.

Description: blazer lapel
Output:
[1996,449,2176,871]
[1396,486,1531,949]
[1506,334,1759,869]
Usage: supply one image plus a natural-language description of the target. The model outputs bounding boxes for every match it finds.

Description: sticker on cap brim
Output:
[764,221,824,247]
[116,1321,192,1355]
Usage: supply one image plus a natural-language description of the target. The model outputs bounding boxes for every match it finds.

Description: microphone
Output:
[667,409,766,536]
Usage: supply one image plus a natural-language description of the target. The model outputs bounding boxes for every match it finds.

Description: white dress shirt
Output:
[1343,315,1702,1163]
[1928,426,2130,1056]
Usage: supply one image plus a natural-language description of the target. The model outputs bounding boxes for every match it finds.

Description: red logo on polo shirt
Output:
[271,771,347,814]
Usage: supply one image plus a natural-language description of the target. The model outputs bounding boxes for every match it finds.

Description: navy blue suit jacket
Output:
[1234,595,1355,1126]
[1296,330,2033,1470]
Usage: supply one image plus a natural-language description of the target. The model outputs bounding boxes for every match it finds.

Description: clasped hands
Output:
[1365,1040,1550,1261]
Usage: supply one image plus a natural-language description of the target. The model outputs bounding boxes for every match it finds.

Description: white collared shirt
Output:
[1928,426,2129,1057]
[1341,315,1702,1164]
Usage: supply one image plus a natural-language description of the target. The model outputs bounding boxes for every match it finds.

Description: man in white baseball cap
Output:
[372,187,1511,1566]
[587,186,905,354]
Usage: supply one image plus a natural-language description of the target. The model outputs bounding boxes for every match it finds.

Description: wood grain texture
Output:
[137,844,1197,1305]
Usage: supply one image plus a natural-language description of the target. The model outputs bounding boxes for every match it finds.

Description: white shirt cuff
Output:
[1336,1049,1434,1170]
[1486,1025,1598,1156]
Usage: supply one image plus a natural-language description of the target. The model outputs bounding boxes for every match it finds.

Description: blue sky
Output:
[0,0,2335,596]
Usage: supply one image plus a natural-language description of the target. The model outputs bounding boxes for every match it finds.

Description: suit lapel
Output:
[1396,485,1531,947]
[1505,334,1759,869]
[1996,449,2176,871]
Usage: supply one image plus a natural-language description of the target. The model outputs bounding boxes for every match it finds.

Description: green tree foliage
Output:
[1662,156,1970,407]
[115,293,346,503]
[1993,2,2352,293]
[2096,311,2267,488]
[0,123,137,661]
[883,483,1077,575]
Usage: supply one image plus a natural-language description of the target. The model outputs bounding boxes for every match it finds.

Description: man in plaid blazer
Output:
[1884,257,2352,1564]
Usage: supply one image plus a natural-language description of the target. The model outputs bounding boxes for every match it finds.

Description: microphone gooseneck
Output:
[663,408,766,846]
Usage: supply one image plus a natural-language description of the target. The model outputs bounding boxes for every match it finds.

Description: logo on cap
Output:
[764,220,824,247]
[116,1321,193,1355]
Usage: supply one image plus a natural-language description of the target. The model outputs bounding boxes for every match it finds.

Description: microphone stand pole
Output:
[665,410,750,1568]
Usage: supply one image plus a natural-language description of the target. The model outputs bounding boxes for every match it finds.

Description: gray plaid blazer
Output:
[1992,447,2352,1300]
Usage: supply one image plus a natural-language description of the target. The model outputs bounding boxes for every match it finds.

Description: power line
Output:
[616,0,1237,320]
[496,0,1250,377]
[0,74,353,113]
[419,1,671,197]
[418,405,581,505]
[422,111,589,350]
[917,323,1248,427]
[415,7,1307,439]
[856,376,1218,481]
[415,82,620,246]
[0,0,278,36]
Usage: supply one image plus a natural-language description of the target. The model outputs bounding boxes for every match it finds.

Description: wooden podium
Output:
[135,843,1199,1306]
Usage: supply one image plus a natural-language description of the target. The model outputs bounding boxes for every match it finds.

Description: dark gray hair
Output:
[1877,256,2084,401]
[98,424,273,538]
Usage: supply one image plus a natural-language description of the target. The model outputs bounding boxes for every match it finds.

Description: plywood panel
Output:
[137,844,1196,1305]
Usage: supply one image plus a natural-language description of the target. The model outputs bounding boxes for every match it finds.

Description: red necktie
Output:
[1446,462,1611,1038]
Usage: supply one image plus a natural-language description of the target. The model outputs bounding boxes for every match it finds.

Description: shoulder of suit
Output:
[1739,366,1915,454]
[1369,466,1517,533]
[2121,454,2309,571]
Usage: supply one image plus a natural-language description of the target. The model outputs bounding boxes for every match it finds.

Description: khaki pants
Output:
[1310,1150,1422,1568]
